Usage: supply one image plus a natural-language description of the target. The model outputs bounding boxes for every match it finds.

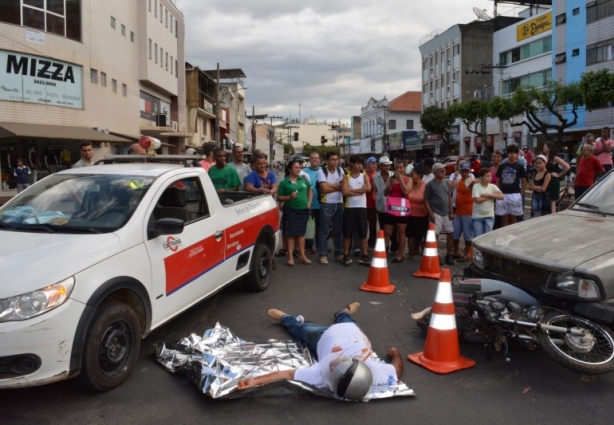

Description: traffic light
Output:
[293,132,299,141]
[321,136,327,144]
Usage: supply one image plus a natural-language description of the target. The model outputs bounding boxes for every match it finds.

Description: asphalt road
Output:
[2,247,614,424]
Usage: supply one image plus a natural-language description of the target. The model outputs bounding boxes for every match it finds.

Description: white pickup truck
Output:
[0,157,280,391]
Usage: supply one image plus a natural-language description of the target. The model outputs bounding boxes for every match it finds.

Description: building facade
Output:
[0,0,185,196]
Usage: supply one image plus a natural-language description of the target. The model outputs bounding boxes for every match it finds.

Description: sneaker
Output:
[295,315,305,323]
[319,256,329,265]
[445,255,455,266]
[353,248,362,257]
[358,255,371,266]
[336,254,344,262]
[342,255,353,266]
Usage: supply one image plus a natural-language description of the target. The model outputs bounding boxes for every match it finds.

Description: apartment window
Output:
[154,1,157,16]
[555,52,566,64]
[122,84,127,97]
[406,120,414,130]
[130,31,134,42]
[149,0,152,12]
[154,43,158,63]
[587,0,614,24]
[165,52,168,71]
[170,55,173,74]
[111,16,115,29]
[586,38,614,65]
[160,47,163,67]
[148,39,152,59]
[175,19,178,36]
[556,13,566,25]
[170,17,173,33]
[175,59,178,77]
[159,4,162,22]
[502,69,552,95]
[572,48,580,56]
[111,79,117,93]
[121,24,125,36]
[573,7,580,15]
[0,0,81,41]
[101,72,107,87]
[500,37,552,65]
[165,9,168,27]
[453,44,460,55]
[90,69,98,84]
[388,120,396,130]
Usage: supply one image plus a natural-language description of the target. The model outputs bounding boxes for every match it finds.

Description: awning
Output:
[0,122,132,143]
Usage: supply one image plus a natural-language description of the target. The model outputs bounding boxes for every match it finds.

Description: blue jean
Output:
[472,217,494,238]
[531,192,551,217]
[318,202,344,257]
[453,215,473,242]
[280,311,356,358]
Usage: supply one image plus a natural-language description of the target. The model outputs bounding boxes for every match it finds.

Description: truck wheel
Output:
[77,302,141,391]
[244,243,272,292]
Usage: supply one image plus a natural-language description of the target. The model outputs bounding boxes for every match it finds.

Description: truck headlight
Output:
[0,277,75,322]
[472,248,484,268]
[547,273,600,299]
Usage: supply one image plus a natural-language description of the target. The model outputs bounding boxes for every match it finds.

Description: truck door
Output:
[144,176,226,325]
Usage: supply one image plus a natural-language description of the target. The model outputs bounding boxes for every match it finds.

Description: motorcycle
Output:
[412,278,614,375]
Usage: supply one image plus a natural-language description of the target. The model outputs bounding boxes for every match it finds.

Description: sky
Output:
[175,0,518,124]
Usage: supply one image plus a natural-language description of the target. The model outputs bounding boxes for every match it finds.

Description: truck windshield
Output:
[0,174,154,233]
[571,172,614,216]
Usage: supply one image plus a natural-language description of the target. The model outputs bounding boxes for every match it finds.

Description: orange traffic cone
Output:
[360,230,395,294]
[413,222,441,279]
[408,269,476,373]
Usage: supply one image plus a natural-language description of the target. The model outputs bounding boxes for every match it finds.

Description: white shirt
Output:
[293,323,397,388]
[347,172,367,208]
[316,167,344,204]
[422,173,434,183]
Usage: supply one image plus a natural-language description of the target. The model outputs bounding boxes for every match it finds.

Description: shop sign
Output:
[388,133,403,150]
[140,91,171,121]
[464,137,471,143]
[426,133,442,143]
[517,12,552,41]
[0,49,82,108]
[404,133,423,148]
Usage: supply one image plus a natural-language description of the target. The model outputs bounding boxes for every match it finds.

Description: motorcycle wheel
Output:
[535,312,614,375]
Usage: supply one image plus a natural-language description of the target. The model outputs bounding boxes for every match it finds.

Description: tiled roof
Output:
[389,91,422,112]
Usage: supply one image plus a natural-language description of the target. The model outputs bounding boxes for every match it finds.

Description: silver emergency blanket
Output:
[155,322,415,401]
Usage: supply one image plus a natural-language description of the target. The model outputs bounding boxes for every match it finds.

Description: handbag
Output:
[305,216,315,239]
[386,196,411,217]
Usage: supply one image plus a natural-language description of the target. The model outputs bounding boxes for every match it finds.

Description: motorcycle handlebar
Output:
[482,290,502,297]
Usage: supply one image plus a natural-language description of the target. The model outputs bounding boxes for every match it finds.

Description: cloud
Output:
[177,0,502,122]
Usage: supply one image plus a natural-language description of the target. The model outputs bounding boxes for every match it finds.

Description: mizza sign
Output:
[0,50,83,109]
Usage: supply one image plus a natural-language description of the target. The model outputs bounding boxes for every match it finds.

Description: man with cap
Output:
[365,156,379,249]
[424,162,455,265]
[238,302,403,401]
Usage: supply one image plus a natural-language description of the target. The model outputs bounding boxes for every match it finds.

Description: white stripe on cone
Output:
[434,282,453,304]
[423,248,438,257]
[371,257,387,268]
[374,237,386,252]
[429,313,457,330]
[425,230,436,242]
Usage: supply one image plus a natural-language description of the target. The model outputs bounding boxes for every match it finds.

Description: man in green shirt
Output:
[208,147,241,193]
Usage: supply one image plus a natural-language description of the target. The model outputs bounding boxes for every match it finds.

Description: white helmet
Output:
[324,356,373,400]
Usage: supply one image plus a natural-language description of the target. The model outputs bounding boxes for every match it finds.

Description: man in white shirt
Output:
[238,302,403,400]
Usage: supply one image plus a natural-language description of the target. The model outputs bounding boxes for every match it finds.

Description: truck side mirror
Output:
[148,217,185,239]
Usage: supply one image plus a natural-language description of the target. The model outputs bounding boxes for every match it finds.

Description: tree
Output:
[283,142,295,156]
[511,82,583,146]
[420,105,455,155]
[446,99,488,136]
[579,69,614,111]
[302,143,316,155]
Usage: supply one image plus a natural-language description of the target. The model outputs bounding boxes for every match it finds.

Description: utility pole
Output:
[214,63,220,147]
[268,115,282,164]
[250,106,256,152]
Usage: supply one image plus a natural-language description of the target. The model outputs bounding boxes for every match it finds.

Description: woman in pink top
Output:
[405,167,428,260]
[383,161,413,263]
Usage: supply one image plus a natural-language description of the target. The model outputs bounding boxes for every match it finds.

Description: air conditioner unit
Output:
[156,113,168,127]
[171,121,178,132]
